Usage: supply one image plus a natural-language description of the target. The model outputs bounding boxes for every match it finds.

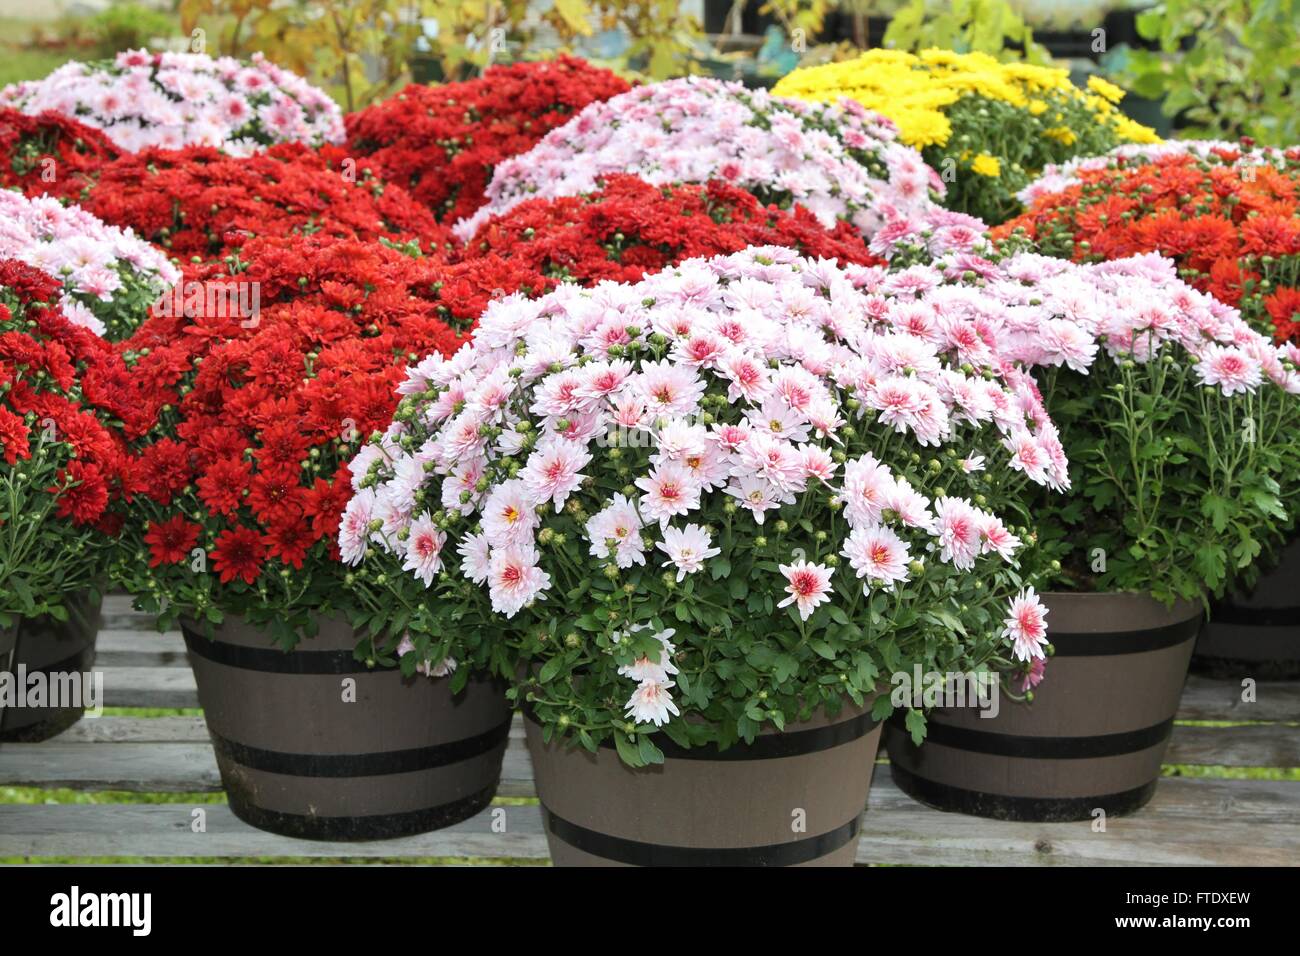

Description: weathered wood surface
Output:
[1,772,1296,865]
[2,607,1296,864]
[5,714,1299,797]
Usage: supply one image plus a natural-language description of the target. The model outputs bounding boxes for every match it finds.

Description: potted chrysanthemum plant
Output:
[0,49,343,155]
[771,49,1159,224]
[341,246,1068,867]
[454,75,945,245]
[0,261,131,740]
[1000,140,1300,679]
[109,236,513,840]
[878,229,1300,822]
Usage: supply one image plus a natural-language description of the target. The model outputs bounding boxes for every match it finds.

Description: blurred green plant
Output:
[883,0,1052,63]
[86,2,178,57]
[1104,0,1300,145]
[178,0,699,111]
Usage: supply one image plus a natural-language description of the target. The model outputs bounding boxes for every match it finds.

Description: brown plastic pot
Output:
[1193,537,1300,680]
[885,592,1201,822]
[526,702,881,866]
[182,615,511,841]
[0,591,102,742]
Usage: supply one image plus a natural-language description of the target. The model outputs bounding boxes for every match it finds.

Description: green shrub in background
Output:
[884,0,1052,63]
[1105,0,1300,145]
[86,2,178,56]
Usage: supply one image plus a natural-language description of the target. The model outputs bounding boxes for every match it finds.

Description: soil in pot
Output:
[182,615,512,841]
[0,591,102,742]
[525,701,881,866]
[1193,537,1300,681]
[885,592,1201,822]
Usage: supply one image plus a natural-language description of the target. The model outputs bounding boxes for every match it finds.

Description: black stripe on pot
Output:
[226,781,500,841]
[524,709,878,761]
[207,718,512,777]
[893,715,1174,759]
[1048,616,1201,657]
[0,645,99,741]
[541,806,861,866]
[6,645,96,678]
[1209,601,1300,627]
[889,762,1158,822]
[181,624,380,674]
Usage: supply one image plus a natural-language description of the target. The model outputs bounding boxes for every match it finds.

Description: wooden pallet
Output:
[2,595,1298,865]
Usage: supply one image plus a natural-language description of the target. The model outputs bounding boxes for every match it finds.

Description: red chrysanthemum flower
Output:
[195,457,253,517]
[144,515,201,568]
[0,405,30,465]
[210,526,266,585]
[456,174,880,288]
[346,57,632,223]
[264,519,318,570]
[54,460,110,525]
[37,142,448,263]
[1264,287,1300,342]
[0,107,120,197]
[996,148,1300,344]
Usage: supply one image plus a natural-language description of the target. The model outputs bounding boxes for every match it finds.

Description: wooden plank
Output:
[1166,724,1300,768]
[6,714,1295,798]
[100,595,157,631]
[35,717,209,744]
[0,773,1295,864]
[0,739,537,796]
[94,630,187,668]
[0,803,549,861]
[0,743,224,792]
[38,717,525,747]
[5,722,1297,801]
[100,667,198,709]
[1177,675,1300,723]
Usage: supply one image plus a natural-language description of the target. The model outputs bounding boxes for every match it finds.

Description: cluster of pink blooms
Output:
[454,76,944,242]
[340,246,1064,728]
[1,50,343,155]
[865,207,993,261]
[952,251,1300,395]
[1016,139,1288,204]
[858,213,1300,397]
[0,190,180,337]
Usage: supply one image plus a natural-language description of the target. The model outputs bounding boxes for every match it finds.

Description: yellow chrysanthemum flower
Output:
[970,153,1001,177]
[1087,75,1126,104]
[1043,126,1078,146]
[773,48,1161,221]
[1114,115,1161,144]
[774,49,1154,153]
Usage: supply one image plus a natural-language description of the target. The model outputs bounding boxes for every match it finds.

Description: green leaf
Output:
[1201,493,1232,533]
[537,657,564,684]
[637,734,665,765]
[614,731,645,768]
[871,695,895,721]
[809,640,836,660]
[904,709,928,747]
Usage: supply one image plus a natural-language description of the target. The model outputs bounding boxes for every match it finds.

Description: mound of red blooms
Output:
[457,174,882,291]
[46,142,450,262]
[113,236,472,640]
[0,259,127,532]
[345,56,632,224]
[0,107,120,197]
[995,145,1300,343]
